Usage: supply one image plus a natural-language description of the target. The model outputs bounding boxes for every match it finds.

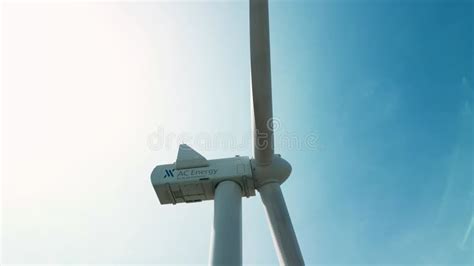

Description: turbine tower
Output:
[151,0,304,265]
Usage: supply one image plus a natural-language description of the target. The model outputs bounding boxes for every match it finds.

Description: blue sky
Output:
[1,0,472,264]
[271,1,473,264]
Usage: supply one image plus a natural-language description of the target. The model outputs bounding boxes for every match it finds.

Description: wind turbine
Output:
[151,0,304,265]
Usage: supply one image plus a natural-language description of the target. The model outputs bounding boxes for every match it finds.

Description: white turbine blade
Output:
[259,182,304,265]
[210,181,242,265]
[250,0,274,165]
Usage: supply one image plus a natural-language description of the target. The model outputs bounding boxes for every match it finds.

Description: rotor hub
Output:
[250,155,292,188]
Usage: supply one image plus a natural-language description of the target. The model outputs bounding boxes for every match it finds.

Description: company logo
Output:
[163,169,175,178]
[177,168,218,179]
[162,168,218,179]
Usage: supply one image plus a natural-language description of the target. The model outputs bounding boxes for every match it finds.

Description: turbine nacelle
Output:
[151,145,292,205]
[151,144,255,205]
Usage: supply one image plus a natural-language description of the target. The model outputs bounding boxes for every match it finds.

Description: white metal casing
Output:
[151,156,255,204]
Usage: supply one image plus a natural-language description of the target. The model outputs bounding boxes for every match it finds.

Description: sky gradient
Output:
[1,0,473,264]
